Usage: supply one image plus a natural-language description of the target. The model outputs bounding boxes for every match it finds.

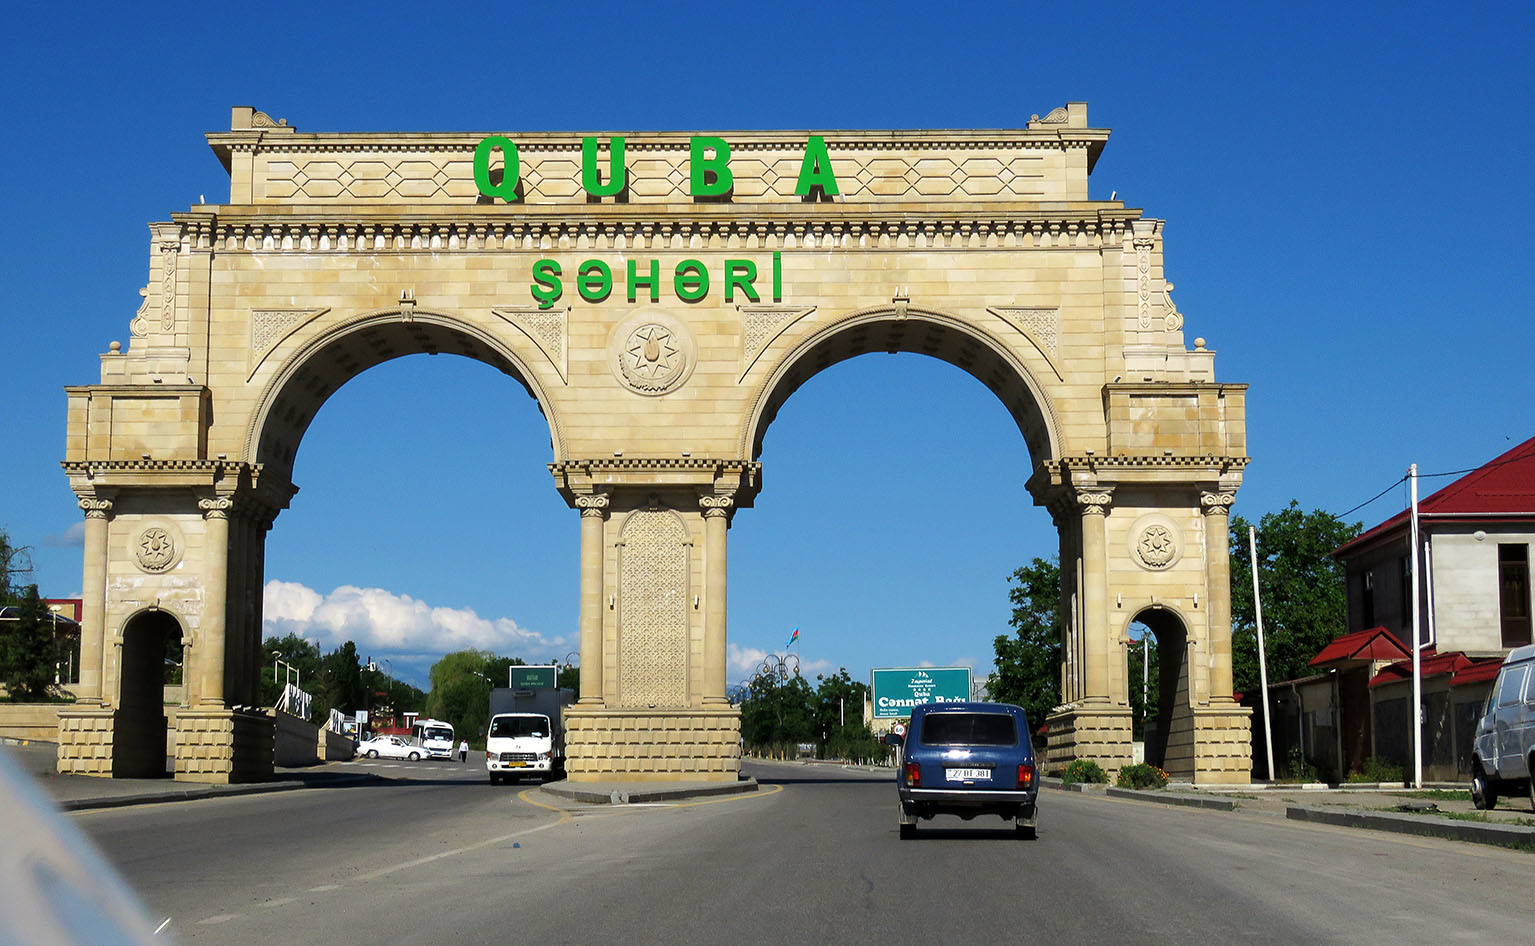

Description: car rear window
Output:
[918,712,1017,747]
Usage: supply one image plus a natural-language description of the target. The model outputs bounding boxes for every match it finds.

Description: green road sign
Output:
[869,667,972,718]
[510,665,557,689]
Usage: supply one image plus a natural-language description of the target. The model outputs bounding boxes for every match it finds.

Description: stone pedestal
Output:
[1164,702,1252,785]
[174,708,274,783]
[564,707,740,782]
[57,706,117,777]
[1045,705,1135,776]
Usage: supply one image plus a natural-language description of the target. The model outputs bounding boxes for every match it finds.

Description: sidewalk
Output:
[2,740,381,811]
[1046,777,1535,850]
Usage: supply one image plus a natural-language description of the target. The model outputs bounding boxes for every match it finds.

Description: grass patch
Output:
[1399,789,1471,801]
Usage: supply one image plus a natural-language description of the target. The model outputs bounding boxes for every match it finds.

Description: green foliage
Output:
[425,649,499,741]
[988,557,1062,733]
[739,670,815,750]
[1116,763,1170,790]
[1347,756,1404,784]
[1,586,59,701]
[1284,745,1318,783]
[1229,502,1361,696]
[1127,629,1160,740]
[1060,758,1108,785]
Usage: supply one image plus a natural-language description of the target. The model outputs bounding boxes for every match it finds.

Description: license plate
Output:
[946,767,991,781]
[508,761,527,767]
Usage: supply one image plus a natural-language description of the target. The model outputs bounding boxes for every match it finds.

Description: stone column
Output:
[197,497,233,707]
[1202,490,1237,703]
[75,497,113,702]
[575,493,609,704]
[699,494,734,705]
[1077,489,1113,701]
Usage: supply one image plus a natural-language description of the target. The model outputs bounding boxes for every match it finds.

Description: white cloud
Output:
[262,580,567,660]
[727,642,831,683]
[43,522,85,548]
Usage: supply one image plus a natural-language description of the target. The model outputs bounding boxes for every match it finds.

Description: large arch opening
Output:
[114,609,182,778]
[732,311,1061,750]
[741,308,1060,466]
[246,310,564,482]
[251,318,575,738]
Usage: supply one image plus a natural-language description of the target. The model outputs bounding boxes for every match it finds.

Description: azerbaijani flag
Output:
[786,627,799,648]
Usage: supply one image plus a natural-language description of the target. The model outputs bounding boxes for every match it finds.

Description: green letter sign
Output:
[474,135,520,202]
[690,136,733,198]
[795,136,839,197]
[581,136,627,198]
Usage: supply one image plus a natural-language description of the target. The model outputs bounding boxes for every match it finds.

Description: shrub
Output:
[1347,756,1405,784]
[1116,763,1170,789]
[1060,759,1108,785]
[1285,745,1318,783]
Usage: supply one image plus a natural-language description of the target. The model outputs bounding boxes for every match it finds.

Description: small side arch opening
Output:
[114,609,183,778]
[1128,607,1187,771]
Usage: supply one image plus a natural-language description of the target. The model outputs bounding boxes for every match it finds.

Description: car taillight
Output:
[903,762,921,787]
[1017,762,1035,788]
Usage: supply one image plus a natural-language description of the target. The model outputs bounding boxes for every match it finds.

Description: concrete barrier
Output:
[320,727,354,761]
[0,703,65,742]
[270,709,320,766]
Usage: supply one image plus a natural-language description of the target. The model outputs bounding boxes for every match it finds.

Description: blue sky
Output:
[3,2,1530,690]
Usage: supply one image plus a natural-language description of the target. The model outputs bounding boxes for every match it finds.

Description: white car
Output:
[356,735,425,761]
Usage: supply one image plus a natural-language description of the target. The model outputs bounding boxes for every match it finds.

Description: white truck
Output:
[486,687,574,785]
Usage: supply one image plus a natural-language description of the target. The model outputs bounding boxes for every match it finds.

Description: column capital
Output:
[1076,488,1113,516]
[575,493,610,518]
[1200,490,1237,516]
[198,497,235,520]
[699,494,735,519]
[77,497,114,519]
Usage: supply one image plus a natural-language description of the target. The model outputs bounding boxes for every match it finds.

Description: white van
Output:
[1470,643,1535,810]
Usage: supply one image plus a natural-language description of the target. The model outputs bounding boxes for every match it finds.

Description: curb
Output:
[1105,787,1239,811]
[1286,804,1535,850]
[55,772,382,811]
[540,777,759,805]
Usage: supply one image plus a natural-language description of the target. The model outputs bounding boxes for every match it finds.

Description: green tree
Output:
[315,641,368,720]
[1126,626,1160,740]
[1,586,59,701]
[1228,501,1361,695]
[810,669,881,761]
[425,649,503,746]
[988,557,1062,733]
[261,634,322,708]
[739,670,815,753]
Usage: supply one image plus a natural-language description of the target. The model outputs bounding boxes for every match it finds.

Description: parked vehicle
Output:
[486,687,574,785]
[356,735,424,761]
[1471,643,1535,810]
[410,718,456,760]
[890,701,1038,839]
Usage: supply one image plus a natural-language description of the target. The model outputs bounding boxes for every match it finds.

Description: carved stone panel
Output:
[618,507,690,707]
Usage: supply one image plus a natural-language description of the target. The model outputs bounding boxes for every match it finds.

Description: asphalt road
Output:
[69,758,1533,945]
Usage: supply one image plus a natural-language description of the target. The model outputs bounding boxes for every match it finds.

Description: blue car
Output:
[893,701,1038,839]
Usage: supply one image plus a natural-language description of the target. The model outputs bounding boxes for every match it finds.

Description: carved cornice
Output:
[184,209,1145,256]
[552,457,761,475]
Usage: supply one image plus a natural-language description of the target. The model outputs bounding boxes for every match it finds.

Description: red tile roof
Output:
[1309,626,1410,667]
[1367,650,1504,689]
[1335,436,1535,558]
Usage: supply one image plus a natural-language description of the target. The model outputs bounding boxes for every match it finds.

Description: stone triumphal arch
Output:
[60,103,1251,784]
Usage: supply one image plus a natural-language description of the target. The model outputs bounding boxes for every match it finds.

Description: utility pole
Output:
[1250,525,1276,783]
[1409,463,1423,788]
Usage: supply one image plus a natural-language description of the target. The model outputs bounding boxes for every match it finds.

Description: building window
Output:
[1500,544,1532,648]
[1362,571,1375,628]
